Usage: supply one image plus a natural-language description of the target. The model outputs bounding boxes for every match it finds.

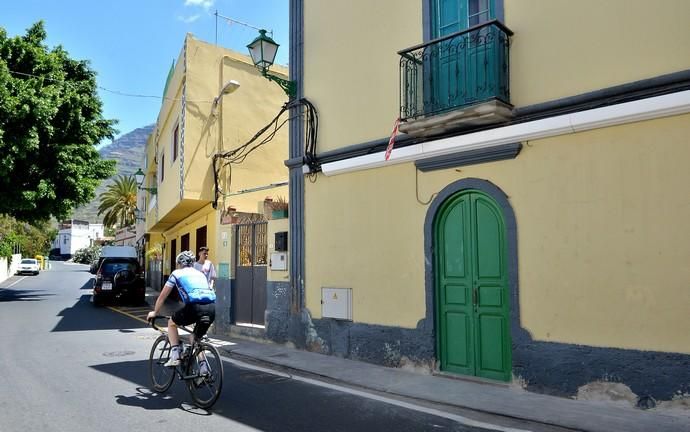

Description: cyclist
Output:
[147,250,216,368]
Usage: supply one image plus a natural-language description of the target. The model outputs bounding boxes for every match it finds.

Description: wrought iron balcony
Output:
[399,20,513,135]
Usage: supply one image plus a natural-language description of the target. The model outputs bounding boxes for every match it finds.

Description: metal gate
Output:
[233,222,267,326]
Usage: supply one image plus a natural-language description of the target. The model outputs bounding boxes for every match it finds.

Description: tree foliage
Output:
[0,214,56,262]
[73,244,101,265]
[98,174,138,228]
[0,21,116,222]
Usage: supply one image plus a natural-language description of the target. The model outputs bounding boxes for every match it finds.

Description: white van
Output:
[90,246,138,274]
[101,246,137,259]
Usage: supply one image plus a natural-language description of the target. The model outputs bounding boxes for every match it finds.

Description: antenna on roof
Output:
[214,10,272,45]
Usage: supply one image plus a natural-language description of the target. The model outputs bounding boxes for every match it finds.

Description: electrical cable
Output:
[212,98,318,209]
[5,69,216,103]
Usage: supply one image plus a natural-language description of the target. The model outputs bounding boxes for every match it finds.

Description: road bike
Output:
[148,316,224,409]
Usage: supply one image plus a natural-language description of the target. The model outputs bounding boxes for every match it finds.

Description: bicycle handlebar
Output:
[148,315,194,335]
[149,315,170,331]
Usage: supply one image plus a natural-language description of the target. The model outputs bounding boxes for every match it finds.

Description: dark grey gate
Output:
[233,222,267,325]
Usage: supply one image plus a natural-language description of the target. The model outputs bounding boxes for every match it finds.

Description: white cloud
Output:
[184,0,214,9]
[178,14,201,23]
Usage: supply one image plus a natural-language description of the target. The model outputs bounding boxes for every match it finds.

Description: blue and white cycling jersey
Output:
[165,267,216,304]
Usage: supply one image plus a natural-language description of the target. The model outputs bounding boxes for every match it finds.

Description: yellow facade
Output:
[301,0,690,358]
[303,0,690,152]
[306,114,690,354]
[143,34,289,279]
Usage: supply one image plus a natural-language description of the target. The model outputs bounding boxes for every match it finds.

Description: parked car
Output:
[16,258,40,275]
[89,259,99,274]
[89,245,137,274]
[92,257,145,306]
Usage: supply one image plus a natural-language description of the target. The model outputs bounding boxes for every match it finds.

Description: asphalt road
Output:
[0,261,550,432]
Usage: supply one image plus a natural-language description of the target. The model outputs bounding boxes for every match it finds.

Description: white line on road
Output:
[2,276,27,288]
[225,357,533,432]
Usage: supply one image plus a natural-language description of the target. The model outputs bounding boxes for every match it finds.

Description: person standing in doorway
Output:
[194,246,216,290]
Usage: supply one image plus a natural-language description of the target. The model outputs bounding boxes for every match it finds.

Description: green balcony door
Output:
[431,0,496,110]
[434,190,511,381]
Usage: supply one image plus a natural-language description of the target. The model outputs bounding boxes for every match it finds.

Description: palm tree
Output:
[97,175,138,228]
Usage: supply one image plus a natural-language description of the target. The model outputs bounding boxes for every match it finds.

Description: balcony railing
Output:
[399,20,513,122]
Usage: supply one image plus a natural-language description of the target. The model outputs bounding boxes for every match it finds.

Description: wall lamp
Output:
[134,208,146,222]
[134,168,157,195]
[247,29,296,99]
[212,80,241,115]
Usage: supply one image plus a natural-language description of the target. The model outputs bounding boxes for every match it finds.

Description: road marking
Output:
[108,306,148,322]
[226,358,533,432]
[3,276,27,288]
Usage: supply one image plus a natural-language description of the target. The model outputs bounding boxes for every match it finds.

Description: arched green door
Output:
[434,190,511,381]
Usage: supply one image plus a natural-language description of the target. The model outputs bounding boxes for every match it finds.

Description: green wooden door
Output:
[435,190,511,381]
[431,0,496,110]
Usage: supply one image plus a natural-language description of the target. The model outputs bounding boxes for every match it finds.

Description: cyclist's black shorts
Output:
[172,302,216,339]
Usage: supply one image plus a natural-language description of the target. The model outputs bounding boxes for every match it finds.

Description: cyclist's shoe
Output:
[164,357,180,367]
[199,360,210,376]
[193,360,211,386]
[164,346,181,367]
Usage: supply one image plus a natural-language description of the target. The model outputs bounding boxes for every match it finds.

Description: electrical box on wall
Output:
[275,231,288,251]
[321,287,352,320]
[270,252,287,271]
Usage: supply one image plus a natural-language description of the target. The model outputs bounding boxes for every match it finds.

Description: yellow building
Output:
[140,34,290,332]
[276,0,690,401]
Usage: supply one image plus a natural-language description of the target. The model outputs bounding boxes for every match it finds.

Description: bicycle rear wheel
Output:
[186,341,224,409]
[149,335,175,392]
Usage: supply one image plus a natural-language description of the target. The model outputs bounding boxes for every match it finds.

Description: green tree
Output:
[0,21,116,222]
[97,175,138,228]
[0,215,56,262]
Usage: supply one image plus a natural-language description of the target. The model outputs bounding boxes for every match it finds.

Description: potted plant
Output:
[270,196,289,219]
[145,243,163,261]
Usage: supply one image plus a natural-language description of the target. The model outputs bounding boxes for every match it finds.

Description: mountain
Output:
[70,124,154,223]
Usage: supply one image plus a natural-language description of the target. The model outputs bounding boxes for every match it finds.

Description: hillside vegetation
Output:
[70,124,154,223]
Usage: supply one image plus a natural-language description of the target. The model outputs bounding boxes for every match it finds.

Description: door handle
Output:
[472,286,478,305]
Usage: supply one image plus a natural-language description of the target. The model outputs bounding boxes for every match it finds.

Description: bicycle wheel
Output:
[186,341,224,409]
[149,335,176,392]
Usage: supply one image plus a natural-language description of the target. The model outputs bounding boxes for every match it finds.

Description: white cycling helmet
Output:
[176,250,195,267]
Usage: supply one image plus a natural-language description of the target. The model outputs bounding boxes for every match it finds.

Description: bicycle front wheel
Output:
[149,335,175,392]
[186,341,224,409]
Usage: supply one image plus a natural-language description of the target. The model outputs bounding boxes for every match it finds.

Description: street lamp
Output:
[134,168,157,194]
[134,207,146,222]
[211,80,241,116]
[247,29,296,98]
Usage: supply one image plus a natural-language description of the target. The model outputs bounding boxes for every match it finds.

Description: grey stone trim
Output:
[213,278,233,333]
[306,69,690,169]
[305,317,690,400]
[266,281,291,342]
[289,0,306,310]
[424,0,505,42]
[423,178,520,336]
[312,318,434,367]
[422,0,431,42]
[316,134,419,165]
[513,339,690,400]
[415,142,521,172]
[516,68,690,120]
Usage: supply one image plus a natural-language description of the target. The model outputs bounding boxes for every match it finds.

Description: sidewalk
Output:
[146,288,689,432]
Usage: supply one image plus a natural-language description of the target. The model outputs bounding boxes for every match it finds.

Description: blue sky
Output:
[0,0,289,145]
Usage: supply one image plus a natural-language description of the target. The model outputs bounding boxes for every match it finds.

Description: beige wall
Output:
[155,46,186,218]
[267,217,289,283]
[183,37,289,213]
[303,0,690,153]
[304,0,422,152]
[507,0,690,106]
[305,113,690,354]
[162,204,217,274]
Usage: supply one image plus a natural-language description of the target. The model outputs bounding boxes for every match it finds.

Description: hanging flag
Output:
[384,117,401,161]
